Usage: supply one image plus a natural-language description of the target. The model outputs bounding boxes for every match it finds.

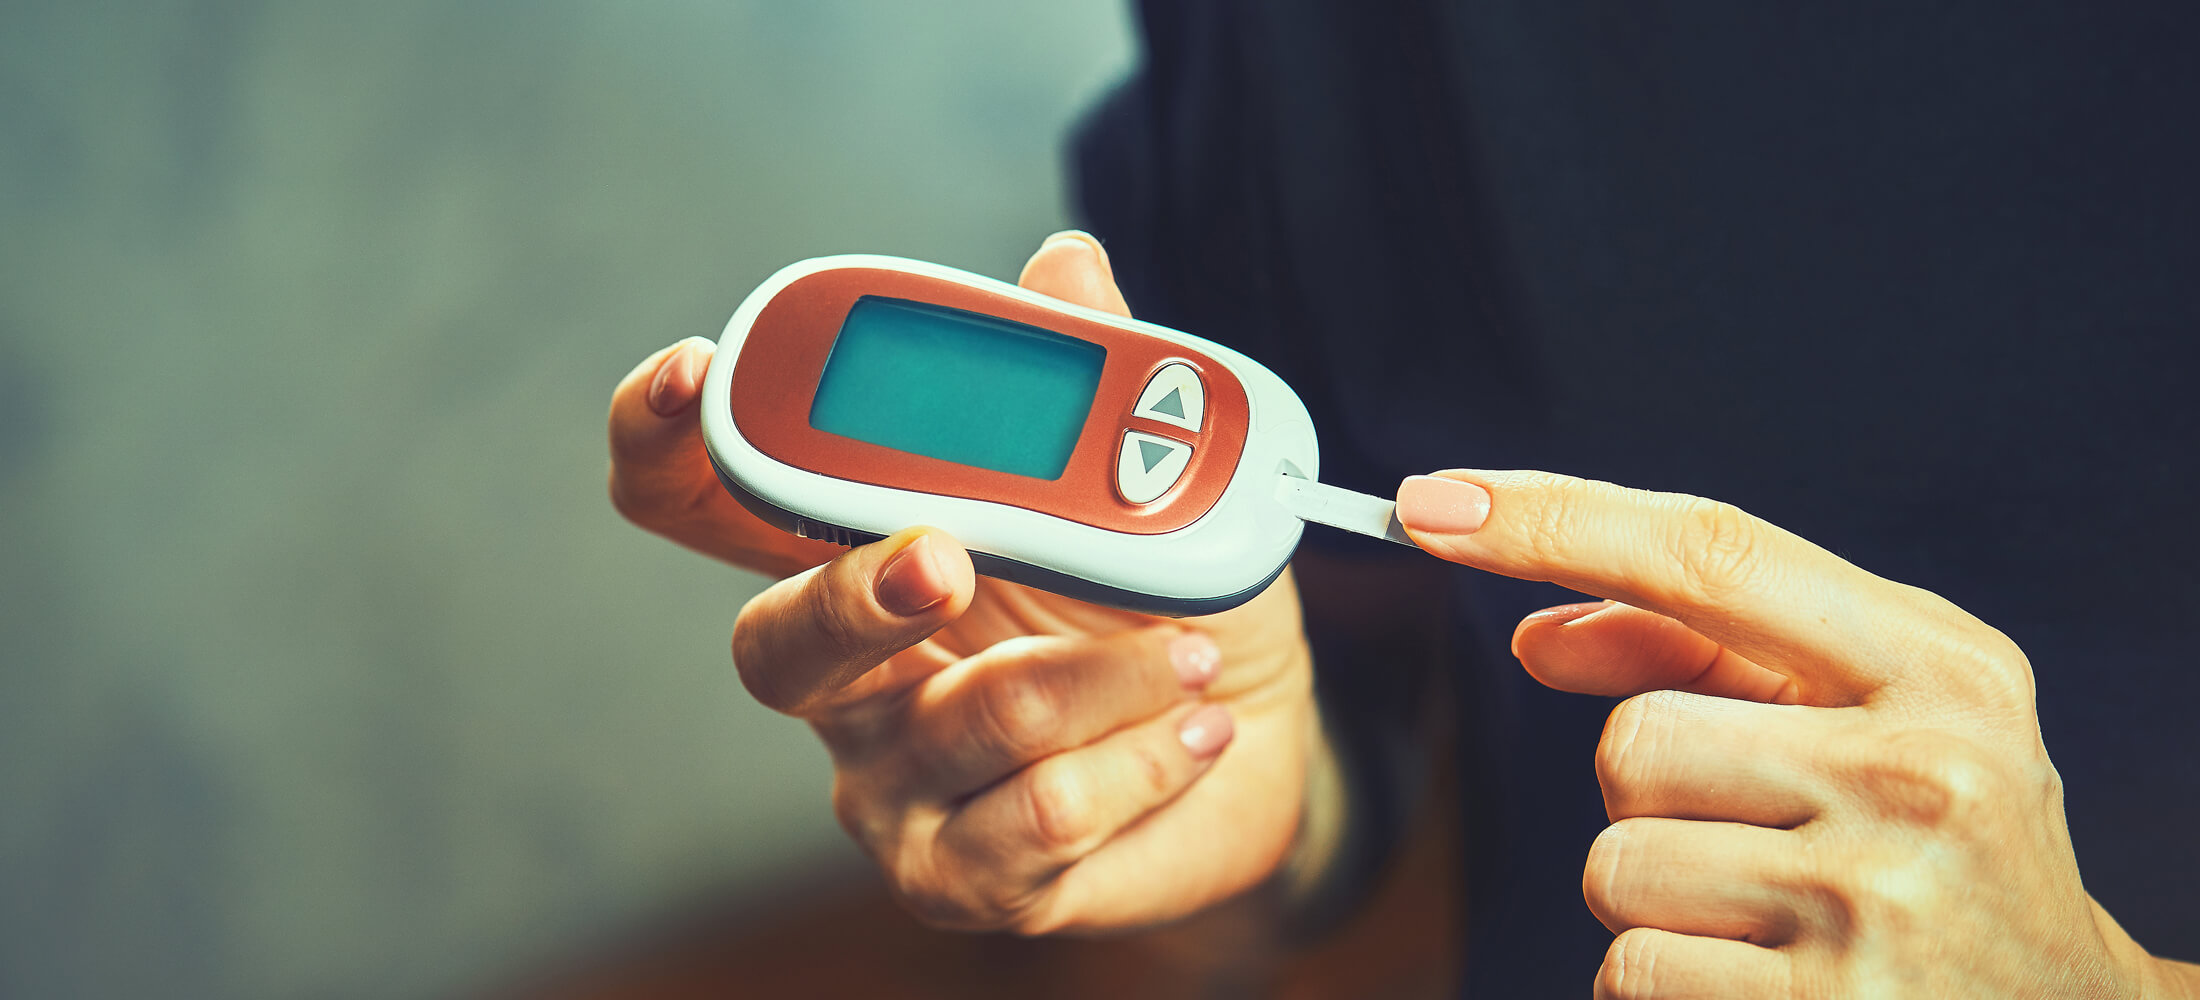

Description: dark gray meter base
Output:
[708,462,1284,618]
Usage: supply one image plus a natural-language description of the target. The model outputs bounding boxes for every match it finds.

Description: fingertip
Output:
[1018,231,1129,316]
[1509,601,1628,693]
[608,338,726,533]
[1166,629,1222,689]
[872,527,978,620]
[1019,232,1102,282]
[645,336,717,418]
[915,526,979,613]
[1396,474,1492,538]
[875,534,948,618]
[1177,703,1234,759]
[1039,229,1111,268]
[1509,601,1616,659]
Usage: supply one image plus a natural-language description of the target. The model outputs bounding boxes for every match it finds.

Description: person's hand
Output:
[1393,470,2200,998]
[606,234,1320,935]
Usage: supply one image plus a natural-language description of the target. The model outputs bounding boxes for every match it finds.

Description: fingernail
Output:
[1042,229,1106,265]
[647,337,714,418]
[1168,632,1221,688]
[1524,601,1612,628]
[1510,602,1613,661]
[875,534,951,617]
[1178,704,1234,759]
[1397,475,1491,535]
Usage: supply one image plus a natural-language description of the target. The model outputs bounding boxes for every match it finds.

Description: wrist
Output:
[1263,548,1453,943]
[1267,693,1431,946]
[2145,957,2200,1000]
[1275,705,1352,906]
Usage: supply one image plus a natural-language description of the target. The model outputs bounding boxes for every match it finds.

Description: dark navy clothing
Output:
[1074,1,2200,993]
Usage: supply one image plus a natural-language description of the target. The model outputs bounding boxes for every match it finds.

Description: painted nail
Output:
[1169,632,1222,688]
[1178,704,1235,759]
[1396,475,1491,535]
[875,534,950,617]
[646,337,714,417]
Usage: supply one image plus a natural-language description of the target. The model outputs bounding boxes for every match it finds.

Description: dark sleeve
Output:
[1068,2,1450,941]
[1068,2,1396,510]
[1072,1,1552,505]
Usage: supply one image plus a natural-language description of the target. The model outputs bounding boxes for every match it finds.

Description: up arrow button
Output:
[1132,362,1205,432]
[1117,431,1193,504]
[1150,387,1186,420]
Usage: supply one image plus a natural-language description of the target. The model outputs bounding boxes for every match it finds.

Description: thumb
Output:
[731,527,978,717]
[1018,230,1132,316]
[1510,601,1800,704]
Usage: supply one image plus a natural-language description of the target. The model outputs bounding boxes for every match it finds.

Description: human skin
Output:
[606,233,1325,935]
[1394,471,2200,998]
[610,235,2200,992]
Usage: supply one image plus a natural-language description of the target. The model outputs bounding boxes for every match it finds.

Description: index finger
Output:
[608,337,844,576]
[1395,469,1911,702]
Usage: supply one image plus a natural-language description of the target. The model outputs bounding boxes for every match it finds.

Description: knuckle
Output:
[1887,583,2036,707]
[1019,766,1099,857]
[1599,927,1667,999]
[1127,740,1177,800]
[827,778,883,850]
[1667,498,1765,609]
[1942,625,2035,708]
[1853,731,2003,831]
[974,670,1063,764]
[1826,846,1943,937]
[1521,474,1597,565]
[1596,693,1677,814]
[1582,823,1631,919]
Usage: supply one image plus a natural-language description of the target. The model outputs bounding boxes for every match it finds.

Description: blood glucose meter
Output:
[699,254,1409,616]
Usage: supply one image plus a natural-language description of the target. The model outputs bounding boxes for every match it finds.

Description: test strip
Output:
[1274,474,1418,547]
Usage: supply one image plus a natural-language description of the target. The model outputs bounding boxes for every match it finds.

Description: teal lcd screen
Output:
[808,296,1107,479]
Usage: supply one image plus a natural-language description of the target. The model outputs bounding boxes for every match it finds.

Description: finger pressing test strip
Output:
[699,254,1414,617]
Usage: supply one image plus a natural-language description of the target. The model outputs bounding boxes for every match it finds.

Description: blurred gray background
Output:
[0,3,1135,997]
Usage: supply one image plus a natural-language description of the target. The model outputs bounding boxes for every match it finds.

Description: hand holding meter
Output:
[647,242,1324,936]
[699,254,1410,616]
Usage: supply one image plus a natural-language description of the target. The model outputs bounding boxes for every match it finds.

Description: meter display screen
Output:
[809,297,1106,479]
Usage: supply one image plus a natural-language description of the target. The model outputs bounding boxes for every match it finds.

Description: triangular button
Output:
[1151,387,1186,419]
[1138,439,1173,473]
